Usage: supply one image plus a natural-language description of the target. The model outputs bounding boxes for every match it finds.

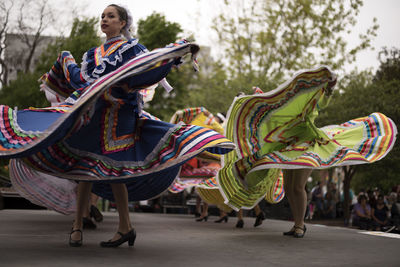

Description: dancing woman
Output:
[1,4,234,247]
[217,66,397,238]
[169,107,229,223]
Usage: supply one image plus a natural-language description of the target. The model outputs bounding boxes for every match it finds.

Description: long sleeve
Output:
[40,51,91,100]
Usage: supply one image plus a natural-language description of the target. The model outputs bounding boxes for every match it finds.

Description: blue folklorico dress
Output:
[0,37,235,214]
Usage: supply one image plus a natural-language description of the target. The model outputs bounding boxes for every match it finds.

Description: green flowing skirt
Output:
[218,66,397,210]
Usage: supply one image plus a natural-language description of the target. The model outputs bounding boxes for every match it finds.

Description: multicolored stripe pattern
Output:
[196,169,284,211]
[0,43,208,157]
[17,123,233,181]
[9,159,77,215]
[0,43,235,181]
[196,177,233,212]
[39,51,89,99]
[265,170,285,204]
[170,107,207,124]
[0,106,41,150]
[168,178,203,193]
[217,66,397,211]
[166,107,228,193]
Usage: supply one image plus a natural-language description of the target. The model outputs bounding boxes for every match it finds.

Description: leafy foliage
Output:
[375,47,400,83]
[137,12,198,121]
[137,12,183,50]
[36,17,101,74]
[0,18,101,109]
[317,48,400,193]
[212,0,378,87]
[0,71,48,108]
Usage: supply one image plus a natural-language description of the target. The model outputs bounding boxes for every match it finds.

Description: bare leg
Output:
[236,209,244,228]
[109,183,132,241]
[71,182,92,241]
[196,201,209,221]
[83,204,91,218]
[253,204,266,227]
[219,210,227,218]
[201,202,209,217]
[283,170,296,231]
[195,196,201,215]
[291,169,311,229]
[90,193,99,207]
[284,169,312,235]
[237,209,243,221]
[254,204,261,216]
[89,193,103,222]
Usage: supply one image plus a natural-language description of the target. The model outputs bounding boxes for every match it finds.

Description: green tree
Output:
[137,12,183,50]
[0,18,101,109]
[186,60,230,114]
[0,71,48,108]
[316,48,400,222]
[137,12,197,120]
[374,47,400,83]
[212,0,378,88]
[36,17,101,74]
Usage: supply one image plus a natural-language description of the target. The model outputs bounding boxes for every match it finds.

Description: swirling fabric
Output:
[1,42,235,214]
[218,66,397,210]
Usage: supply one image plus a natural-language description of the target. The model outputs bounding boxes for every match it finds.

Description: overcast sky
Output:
[75,0,400,72]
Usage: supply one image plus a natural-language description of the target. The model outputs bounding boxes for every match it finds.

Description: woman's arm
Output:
[40,51,90,100]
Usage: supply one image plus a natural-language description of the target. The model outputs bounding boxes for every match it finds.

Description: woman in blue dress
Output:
[1,4,234,247]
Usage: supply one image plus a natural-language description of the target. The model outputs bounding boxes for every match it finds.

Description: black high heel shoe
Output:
[90,205,103,222]
[69,229,83,247]
[100,229,136,247]
[293,225,307,238]
[214,216,228,223]
[196,215,208,222]
[83,217,97,229]
[254,212,265,227]
[283,226,295,236]
[236,219,244,228]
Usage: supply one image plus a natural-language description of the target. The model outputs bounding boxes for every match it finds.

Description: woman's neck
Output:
[105,35,123,44]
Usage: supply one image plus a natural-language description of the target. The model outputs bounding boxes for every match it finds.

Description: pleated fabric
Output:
[1,42,235,214]
[218,66,397,210]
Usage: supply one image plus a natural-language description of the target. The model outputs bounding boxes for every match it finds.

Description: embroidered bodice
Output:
[81,36,148,83]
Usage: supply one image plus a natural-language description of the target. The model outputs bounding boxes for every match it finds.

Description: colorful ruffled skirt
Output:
[217,66,397,210]
[168,107,286,210]
[167,107,224,194]
[0,43,235,214]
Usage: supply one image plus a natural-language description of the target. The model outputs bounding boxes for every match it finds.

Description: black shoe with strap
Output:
[90,205,104,222]
[214,216,228,223]
[283,226,295,236]
[100,229,136,248]
[254,212,266,227]
[236,219,244,228]
[196,215,208,222]
[69,229,83,247]
[293,225,307,238]
[83,217,97,229]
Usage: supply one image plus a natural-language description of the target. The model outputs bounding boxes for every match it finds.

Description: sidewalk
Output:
[0,209,399,267]
[307,218,348,227]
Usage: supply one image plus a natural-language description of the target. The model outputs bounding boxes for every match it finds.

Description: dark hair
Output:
[358,194,367,203]
[108,4,128,23]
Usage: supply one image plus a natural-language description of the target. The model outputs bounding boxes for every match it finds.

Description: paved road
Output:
[0,209,398,267]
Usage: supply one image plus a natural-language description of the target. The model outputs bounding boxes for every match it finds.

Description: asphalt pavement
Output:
[0,209,398,267]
